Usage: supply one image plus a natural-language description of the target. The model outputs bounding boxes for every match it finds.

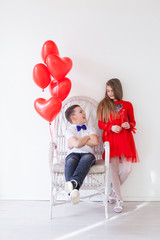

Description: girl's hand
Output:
[111,125,122,133]
[121,122,130,129]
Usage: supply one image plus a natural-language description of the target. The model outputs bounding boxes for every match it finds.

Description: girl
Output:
[97,78,139,213]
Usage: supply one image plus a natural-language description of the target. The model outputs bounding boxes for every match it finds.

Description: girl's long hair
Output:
[97,78,123,122]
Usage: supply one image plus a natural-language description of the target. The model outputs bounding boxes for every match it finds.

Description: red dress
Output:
[98,100,139,163]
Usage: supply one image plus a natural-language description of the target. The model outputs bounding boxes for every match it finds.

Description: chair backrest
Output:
[53,96,103,162]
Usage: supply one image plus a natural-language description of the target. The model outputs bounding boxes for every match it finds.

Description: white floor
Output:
[0,200,160,240]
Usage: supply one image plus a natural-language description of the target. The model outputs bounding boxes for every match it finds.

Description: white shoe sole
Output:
[70,189,80,205]
[114,207,123,213]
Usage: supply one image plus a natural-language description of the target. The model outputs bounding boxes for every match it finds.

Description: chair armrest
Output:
[103,141,110,167]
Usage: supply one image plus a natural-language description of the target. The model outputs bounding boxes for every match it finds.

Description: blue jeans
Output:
[65,152,96,190]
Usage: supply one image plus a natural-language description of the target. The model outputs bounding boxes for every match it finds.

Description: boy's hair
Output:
[65,104,80,123]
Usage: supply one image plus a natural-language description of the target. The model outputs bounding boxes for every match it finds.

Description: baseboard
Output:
[0,196,159,201]
[123,197,160,201]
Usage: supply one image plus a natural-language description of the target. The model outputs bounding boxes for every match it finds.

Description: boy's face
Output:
[71,106,87,125]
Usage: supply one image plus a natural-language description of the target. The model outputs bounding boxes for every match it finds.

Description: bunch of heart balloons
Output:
[33,40,72,123]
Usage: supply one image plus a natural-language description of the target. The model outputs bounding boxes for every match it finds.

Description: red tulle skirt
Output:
[102,128,139,163]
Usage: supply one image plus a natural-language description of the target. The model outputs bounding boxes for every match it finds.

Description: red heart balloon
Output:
[49,78,72,101]
[34,97,62,122]
[33,63,51,90]
[41,40,59,64]
[46,54,73,81]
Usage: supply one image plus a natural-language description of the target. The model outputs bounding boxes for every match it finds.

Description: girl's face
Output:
[106,85,116,100]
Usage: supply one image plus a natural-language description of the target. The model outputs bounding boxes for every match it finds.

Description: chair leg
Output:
[50,187,60,219]
[104,184,109,219]
[50,186,54,219]
[105,202,108,219]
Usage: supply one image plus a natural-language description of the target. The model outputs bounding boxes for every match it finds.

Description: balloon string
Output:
[56,79,58,97]
[54,118,56,130]
[49,122,53,143]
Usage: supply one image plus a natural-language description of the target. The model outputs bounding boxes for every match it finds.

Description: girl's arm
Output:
[128,102,136,127]
[126,102,136,132]
[98,120,113,133]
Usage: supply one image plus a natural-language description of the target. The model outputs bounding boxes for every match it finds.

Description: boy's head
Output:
[65,105,87,125]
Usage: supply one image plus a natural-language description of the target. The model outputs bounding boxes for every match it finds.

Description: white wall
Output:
[0,0,160,200]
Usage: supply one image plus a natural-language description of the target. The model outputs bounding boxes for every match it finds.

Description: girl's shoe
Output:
[108,195,116,204]
[108,188,116,204]
[114,200,123,213]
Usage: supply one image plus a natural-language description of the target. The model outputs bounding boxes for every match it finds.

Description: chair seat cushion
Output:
[52,159,106,174]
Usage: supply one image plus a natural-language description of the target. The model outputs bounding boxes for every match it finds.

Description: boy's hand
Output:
[85,134,99,147]
[67,136,90,149]
[111,125,122,133]
[121,122,130,129]
[68,142,74,149]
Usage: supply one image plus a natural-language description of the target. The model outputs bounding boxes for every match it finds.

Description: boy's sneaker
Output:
[65,180,78,194]
[71,180,78,189]
[65,181,73,194]
[70,189,80,205]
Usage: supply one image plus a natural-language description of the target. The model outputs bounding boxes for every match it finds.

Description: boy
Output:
[65,104,99,204]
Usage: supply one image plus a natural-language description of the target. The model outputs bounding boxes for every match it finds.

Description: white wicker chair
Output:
[49,96,110,218]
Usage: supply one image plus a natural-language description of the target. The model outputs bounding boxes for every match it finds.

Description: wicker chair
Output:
[49,96,110,218]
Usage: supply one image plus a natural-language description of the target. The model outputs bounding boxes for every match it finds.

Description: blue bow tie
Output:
[76,125,87,131]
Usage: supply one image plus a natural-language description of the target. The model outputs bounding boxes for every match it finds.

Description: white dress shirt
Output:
[66,124,97,155]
